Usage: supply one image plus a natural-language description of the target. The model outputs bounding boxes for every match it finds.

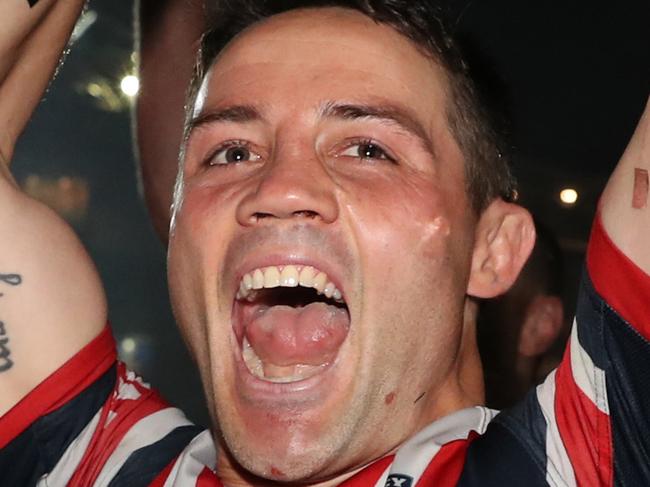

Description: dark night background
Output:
[11,1,650,426]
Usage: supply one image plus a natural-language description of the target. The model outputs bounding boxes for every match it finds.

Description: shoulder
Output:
[0,333,206,486]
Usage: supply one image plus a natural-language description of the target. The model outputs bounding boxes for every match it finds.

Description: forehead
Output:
[199,8,451,122]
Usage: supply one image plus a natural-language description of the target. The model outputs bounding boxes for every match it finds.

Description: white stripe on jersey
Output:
[163,429,217,486]
[536,371,576,487]
[93,407,193,487]
[386,406,496,484]
[36,410,102,487]
[569,320,610,414]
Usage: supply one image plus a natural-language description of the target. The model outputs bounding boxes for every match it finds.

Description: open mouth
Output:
[233,265,350,384]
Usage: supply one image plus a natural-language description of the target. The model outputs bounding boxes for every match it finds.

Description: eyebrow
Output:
[187,101,436,157]
[187,104,262,133]
[319,102,436,157]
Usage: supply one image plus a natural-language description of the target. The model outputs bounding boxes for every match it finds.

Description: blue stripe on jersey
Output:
[575,270,609,370]
[107,424,205,487]
[457,392,547,486]
[597,298,650,484]
[578,268,650,485]
[0,365,116,486]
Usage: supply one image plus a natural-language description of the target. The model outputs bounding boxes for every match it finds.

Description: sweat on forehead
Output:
[187,2,455,123]
[190,7,444,120]
[186,1,516,214]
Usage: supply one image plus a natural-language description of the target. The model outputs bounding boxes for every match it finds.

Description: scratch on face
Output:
[413,392,426,405]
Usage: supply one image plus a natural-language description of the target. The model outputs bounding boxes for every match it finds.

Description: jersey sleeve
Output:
[558,211,650,486]
[0,325,204,486]
[461,212,650,487]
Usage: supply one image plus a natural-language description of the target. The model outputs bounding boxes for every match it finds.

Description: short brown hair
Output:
[188,0,517,213]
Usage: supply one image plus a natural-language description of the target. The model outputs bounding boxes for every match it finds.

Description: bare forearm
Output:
[0,0,109,412]
[0,0,86,163]
[601,96,650,273]
[135,0,205,239]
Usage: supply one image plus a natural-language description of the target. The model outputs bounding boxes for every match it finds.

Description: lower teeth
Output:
[242,337,326,383]
[242,337,264,378]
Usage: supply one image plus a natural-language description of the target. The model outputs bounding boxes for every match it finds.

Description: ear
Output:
[518,295,564,357]
[467,199,535,299]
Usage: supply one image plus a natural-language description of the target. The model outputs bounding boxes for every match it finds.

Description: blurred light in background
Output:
[121,337,137,354]
[22,175,89,222]
[559,188,579,205]
[119,334,156,374]
[120,75,140,97]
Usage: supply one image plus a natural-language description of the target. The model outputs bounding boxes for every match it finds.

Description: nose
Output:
[236,149,339,226]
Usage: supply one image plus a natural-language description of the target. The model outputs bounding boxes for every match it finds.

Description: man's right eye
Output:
[207,142,261,166]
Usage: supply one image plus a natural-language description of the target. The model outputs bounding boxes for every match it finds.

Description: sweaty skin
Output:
[168,8,533,485]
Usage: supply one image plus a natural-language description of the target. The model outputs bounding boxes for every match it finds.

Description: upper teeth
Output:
[236,265,344,303]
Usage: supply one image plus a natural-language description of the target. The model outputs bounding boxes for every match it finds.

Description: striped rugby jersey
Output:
[1,214,648,486]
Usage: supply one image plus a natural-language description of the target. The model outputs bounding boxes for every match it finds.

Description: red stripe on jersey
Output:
[0,325,115,449]
[555,344,613,487]
[587,213,650,340]
[148,456,178,487]
[148,461,223,487]
[68,363,173,486]
[341,455,394,486]
[197,467,224,486]
[417,435,473,486]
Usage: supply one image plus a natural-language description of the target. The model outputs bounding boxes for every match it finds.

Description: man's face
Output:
[168,7,478,483]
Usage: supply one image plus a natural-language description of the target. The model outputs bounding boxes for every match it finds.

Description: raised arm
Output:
[135,0,205,240]
[531,96,650,486]
[601,96,650,272]
[0,0,106,416]
[0,0,86,162]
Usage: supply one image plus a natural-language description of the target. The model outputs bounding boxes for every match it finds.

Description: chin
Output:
[215,402,355,483]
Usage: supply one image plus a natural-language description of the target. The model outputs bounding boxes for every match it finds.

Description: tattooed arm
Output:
[0,0,106,416]
[601,96,650,272]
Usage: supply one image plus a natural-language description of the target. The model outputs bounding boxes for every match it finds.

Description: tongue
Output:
[244,302,349,367]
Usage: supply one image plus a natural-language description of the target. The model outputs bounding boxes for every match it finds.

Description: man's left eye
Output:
[339,141,395,162]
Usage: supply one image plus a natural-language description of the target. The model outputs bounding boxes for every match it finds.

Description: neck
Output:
[458,298,485,405]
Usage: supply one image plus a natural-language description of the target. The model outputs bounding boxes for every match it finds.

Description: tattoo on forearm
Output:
[0,274,22,290]
[0,322,12,372]
[0,273,22,373]
[632,168,649,209]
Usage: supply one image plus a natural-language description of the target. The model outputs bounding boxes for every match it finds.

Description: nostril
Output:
[251,210,319,222]
[252,212,275,222]
[292,210,318,219]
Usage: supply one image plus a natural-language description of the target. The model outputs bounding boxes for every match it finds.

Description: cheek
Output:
[168,185,241,362]
[341,171,458,263]
[340,170,473,333]
[174,181,242,252]
[168,183,242,316]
